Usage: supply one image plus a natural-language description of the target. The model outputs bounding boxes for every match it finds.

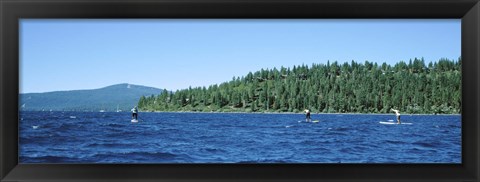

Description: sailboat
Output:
[116,105,122,112]
[99,104,106,112]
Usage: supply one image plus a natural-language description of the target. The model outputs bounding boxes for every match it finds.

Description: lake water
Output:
[19,111,461,163]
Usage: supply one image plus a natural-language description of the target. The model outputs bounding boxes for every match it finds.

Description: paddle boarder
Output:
[391,108,401,124]
[304,109,311,122]
[131,106,138,120]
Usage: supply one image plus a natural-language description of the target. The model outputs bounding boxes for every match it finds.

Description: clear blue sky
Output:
[20,19,460,93]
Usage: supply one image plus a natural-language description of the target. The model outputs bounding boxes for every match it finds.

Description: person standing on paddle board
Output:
[131,106,138,120]
[304,109,311,122]
[391,108,401,124]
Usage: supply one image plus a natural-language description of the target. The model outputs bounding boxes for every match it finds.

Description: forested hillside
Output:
[138,58,461,114]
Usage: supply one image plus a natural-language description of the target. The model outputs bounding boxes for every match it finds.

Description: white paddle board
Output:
[131,119,138,123]
[379,121,412,125]
[298,120,320,123]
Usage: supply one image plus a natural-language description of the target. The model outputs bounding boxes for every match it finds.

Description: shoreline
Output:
[20,110,461,116]
[138,110,461,116]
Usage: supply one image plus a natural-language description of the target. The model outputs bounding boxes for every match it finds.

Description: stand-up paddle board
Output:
[131,119,138,123]
[379,121,412,125]
[298,120,320,123]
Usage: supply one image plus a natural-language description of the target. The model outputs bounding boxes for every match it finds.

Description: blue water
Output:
[19,111,461,163]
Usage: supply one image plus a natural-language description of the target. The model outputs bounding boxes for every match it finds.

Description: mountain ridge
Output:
[20,83,163,112]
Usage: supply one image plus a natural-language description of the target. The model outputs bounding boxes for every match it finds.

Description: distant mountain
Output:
[20,83,163,112]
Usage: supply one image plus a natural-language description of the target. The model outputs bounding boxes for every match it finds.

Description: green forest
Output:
[138,58,461,114]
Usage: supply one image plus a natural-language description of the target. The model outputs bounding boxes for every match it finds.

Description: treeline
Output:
[138,58,461,114]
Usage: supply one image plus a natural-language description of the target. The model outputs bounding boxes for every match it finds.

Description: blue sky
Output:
[20,19,460,93]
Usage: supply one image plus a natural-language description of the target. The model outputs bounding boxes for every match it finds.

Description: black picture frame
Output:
[1,0,479,181]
